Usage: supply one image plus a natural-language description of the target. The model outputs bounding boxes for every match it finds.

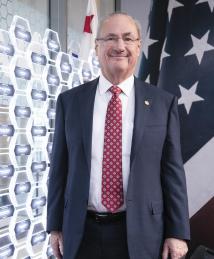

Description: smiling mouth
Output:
[110,56,127,58]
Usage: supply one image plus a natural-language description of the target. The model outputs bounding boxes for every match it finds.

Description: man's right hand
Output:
[50,231,63,259]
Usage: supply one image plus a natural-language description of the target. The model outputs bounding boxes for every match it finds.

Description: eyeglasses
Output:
[96,36,140,45]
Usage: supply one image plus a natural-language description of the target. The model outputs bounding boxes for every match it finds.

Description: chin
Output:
[110,61,128,70]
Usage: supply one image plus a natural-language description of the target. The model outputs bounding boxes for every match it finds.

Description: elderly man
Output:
[47,12,190,259]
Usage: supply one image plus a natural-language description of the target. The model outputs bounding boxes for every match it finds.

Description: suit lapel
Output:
[130,78,153,168]
[78,77,152,173]
[78,78,99,172]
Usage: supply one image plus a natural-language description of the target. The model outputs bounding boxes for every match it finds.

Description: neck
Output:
[102,71,133,85]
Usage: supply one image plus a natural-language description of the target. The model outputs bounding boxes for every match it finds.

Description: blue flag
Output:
[139,0,214,253]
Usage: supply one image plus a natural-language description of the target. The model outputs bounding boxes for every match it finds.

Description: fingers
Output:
[170,248,188,259]
[162,238,188,259]
[59,234,64,256]
[170,251,187,259]
[50,231,63,259]
[162,242,169,259]
[170,244,188,259]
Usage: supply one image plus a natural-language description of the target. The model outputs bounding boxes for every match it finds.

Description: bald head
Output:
[96,12,142,40]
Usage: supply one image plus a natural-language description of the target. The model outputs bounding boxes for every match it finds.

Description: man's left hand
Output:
[162,238,188,259]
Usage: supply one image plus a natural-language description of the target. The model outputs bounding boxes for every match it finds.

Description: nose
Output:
[114,38,126,50]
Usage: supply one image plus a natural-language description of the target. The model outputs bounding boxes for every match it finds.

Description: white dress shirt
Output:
[88,73,135,212]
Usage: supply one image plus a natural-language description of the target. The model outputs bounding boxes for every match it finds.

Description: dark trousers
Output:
[75,213,130,259]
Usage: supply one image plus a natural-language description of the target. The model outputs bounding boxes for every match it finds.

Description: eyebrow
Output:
[104,32,135,37]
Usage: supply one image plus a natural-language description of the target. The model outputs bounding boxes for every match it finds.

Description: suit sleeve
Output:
[46,94,68,233]
[161,96,190,240]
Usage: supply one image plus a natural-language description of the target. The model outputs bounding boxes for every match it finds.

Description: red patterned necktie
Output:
[101,85,124,212]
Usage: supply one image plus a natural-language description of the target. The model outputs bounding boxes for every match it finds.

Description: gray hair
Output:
[96,12,142,39]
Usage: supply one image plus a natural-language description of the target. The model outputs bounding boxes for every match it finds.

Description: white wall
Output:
[120,0,152,74]
[121,0,151,40]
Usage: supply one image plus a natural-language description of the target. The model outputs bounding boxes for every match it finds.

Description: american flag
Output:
[139,0,214,254]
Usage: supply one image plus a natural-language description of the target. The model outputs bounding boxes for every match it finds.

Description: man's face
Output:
[95,14,141,82]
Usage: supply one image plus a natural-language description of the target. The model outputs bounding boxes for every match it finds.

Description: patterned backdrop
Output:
[0,15,100,258]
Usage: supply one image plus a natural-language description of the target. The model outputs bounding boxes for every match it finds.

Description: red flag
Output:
[79,0,98,61]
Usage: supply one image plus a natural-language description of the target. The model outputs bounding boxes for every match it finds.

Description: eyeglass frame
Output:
[95,34,140,46]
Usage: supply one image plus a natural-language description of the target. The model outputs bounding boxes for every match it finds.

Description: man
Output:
[47,12,190,259]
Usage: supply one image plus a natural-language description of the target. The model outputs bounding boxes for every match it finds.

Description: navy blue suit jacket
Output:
[47,77,190,259]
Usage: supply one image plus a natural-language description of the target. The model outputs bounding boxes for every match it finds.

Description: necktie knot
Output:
[110,85,122,95]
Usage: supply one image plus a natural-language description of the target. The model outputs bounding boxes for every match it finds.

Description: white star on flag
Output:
[167,0,184,21]
[142,28,158,59]
[185,31,214,64]
[178,82,204,114]
[196,0,214,12]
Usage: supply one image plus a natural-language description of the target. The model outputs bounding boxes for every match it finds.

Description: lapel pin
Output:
[144,100,150,106]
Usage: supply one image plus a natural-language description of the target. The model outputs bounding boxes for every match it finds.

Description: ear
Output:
[137,40,142,56]
[138,39,142,49]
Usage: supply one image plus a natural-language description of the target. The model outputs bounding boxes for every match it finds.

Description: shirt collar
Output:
[98,73,134,96]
